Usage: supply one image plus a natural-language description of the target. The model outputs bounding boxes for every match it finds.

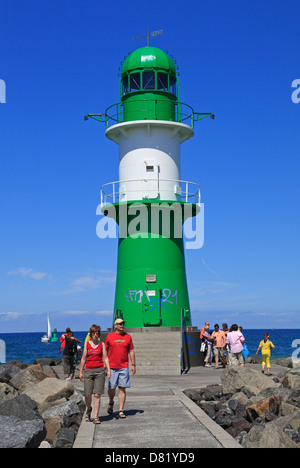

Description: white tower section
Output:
[106,120,194,203]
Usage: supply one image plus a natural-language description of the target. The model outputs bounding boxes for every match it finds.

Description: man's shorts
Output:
[108,368,130,389]
[214,347,224,357]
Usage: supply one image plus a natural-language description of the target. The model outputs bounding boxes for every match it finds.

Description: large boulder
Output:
[0,365,22,384]
[44,418,62,445]
[282,370,300,389]
[271,411,300,432]
[242,410,300,448]
[246,395,281,422]
[221,366,280,396]
[243,422,298,449]
[0,394,41,421]
[54,427,76,448]
[22,378,74,414]
[42,365,60,379]
[42,401,80,423]
[272,358,293,368]
[42,400,83,445]
[10,364,53,393]
[0,415,46,448]
[272,358,300,369]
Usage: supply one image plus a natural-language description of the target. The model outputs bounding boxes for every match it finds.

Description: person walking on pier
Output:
[200,322,214,368]
[105,318,136,419]
[63,331,82,380]
[211,324,226,369]
[226,324,245,367]
[255,333,275,376]
[59,327,71,361]
[79,324,111,424]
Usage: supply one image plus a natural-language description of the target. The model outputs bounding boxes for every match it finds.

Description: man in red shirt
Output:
[105,318,136,419]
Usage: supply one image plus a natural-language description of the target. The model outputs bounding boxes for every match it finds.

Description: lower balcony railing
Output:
[100,178,201,208]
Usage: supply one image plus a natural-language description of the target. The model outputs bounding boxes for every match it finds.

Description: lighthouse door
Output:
[143,288,162,326]
[141,161,159,200]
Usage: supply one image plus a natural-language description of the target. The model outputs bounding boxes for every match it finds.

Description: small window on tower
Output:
[157,72,168,91]
[142,72,155,90]
[122,77,129,95]
[130,73,141,91]
[169,75,176,95]
[146,165,154,171]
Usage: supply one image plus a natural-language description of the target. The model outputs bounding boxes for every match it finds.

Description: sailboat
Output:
[41,313,51,343]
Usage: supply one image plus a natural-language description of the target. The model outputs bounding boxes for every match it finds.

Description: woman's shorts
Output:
[108,368,130,389]
[84,368,105,396]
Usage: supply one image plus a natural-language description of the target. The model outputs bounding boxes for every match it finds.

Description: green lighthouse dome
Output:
[121,46,177,76]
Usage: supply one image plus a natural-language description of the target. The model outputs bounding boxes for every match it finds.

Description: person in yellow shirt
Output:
[255,333,275,376]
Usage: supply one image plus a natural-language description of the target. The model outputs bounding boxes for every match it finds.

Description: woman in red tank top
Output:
[85,340,104,369]
[79,324,111,424]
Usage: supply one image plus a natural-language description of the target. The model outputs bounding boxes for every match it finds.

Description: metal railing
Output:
[181,308,185,374]
[85,100,214,130]
[100,178,201,208]
[181,308,191,374]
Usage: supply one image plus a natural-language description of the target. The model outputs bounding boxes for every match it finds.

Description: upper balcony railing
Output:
[100,178,201,208]
[85,100,214,130]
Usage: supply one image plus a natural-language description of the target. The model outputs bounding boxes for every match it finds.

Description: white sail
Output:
[47,313,51,339]
[41,313,51,342]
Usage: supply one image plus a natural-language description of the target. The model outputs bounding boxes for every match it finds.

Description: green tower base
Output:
[103,200,199,328]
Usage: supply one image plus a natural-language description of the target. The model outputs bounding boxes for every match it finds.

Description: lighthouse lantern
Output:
[120,46,177,122]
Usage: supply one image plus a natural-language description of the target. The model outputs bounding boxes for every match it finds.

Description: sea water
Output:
[0,331,89,364]
[0,329,300,364]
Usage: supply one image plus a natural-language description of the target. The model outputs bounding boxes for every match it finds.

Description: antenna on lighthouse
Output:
[133,27,163,46]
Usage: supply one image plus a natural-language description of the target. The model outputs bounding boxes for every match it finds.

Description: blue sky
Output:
[0,0,299,332]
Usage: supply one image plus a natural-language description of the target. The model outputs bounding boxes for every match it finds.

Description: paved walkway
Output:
[68,363,285,449]
[72,367,243,449]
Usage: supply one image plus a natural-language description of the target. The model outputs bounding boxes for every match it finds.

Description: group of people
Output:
[200,322,246,369]
[58,319,276,425]
[200,322,275,375]
[59,318,135,424]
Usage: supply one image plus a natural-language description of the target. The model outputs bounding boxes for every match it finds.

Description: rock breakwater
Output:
[0,359,85,448]
[185,365,300,448]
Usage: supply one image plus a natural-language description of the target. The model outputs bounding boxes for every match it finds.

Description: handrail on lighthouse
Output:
[85,101,214,130]
[100,178,201,208]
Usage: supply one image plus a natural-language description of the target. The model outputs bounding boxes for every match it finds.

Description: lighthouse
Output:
[86,45,213,331]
